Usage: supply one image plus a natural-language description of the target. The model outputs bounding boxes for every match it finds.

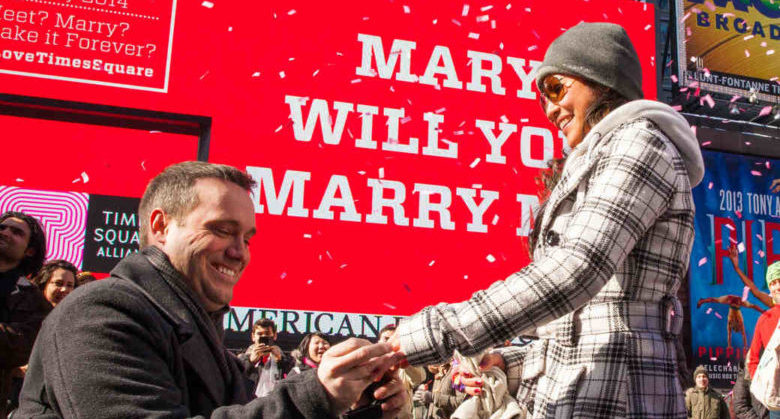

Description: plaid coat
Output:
[397,100,703,418]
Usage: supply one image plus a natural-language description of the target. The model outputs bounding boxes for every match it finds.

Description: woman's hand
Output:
[451,353,506,397]
[727,244,739,267]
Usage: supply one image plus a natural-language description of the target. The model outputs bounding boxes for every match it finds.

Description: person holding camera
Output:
[237,318,293,397]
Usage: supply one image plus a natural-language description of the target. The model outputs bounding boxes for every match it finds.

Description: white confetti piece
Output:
[702,94,715,108]
[340,264,348,269]
[452,18,462,26]
[708,182,713,189]
[464,275,469,279]
[469,158,481,168]
[141,161,146,171]
[745,49,750,58]
[201,0,213,8]
[279,71,285,79]
[462,4,470,16]
[72,178,81,184]
[280,272,287,279]
[429,260,435,267]
[725,224,735,231]
[468,32,480,39]
[476,14,489,22]
[759,106,773,117]
[274,125,283,133]
[287,9,296,15]
[403,5,410,13]
[644,24,651,30]
[737,242,745,252]
[303,233,312,238]
[312,69,319,77]
[378,168,384,178]
[15,178,23,182]
[743,286,750,301]
[491,215,499,225]
[768,50,775,55]
[251,71,260,77]
[351,78,362,84]
[383,302,397,310]
[480,5,493,11]
[528,45,537,51]
[758,250,766,258]
[307,279,313,284]
[81,172,89,183]
[486,254,496,263]
[698,257,708,266]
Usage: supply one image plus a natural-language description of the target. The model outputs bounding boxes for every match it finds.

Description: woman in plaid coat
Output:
[394,22,704,418]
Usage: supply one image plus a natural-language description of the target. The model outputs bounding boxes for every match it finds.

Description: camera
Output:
[256,336,274,346]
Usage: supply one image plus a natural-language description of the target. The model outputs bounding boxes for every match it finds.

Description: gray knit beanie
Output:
[693,365,708,381]
[536,22,643,101]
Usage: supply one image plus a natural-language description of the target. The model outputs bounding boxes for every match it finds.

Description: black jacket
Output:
[16,248,334,418]
[237,349,294,393]
[733,367,768,419]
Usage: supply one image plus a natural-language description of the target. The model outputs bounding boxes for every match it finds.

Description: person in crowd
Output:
[17,161,407,418]
[289,332,331,376]
[684,366,729,419]
[748,263,780,379]
[728,244,773,308]
[237,318,293,397]
[0,211,50,418]
[413,361,465,419]
[392,22,704,417]
[31,259,77,308]
[379,324,426,419]
[733,360,768,419]
[75,271,97,287]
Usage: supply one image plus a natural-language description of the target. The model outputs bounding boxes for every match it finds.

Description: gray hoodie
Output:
[576,99,705,188]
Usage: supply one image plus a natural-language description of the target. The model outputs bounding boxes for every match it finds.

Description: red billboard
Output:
[0,0,657,337]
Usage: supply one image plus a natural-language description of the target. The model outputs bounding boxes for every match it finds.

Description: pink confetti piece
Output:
[735,210,742,219]
[710,357,717,361]
[681,11,691,22]
[698,257,708,266]
[701,141,712,146]
[671,75,678,83]
[528,45,538,51]
[706,308,713,314]
[751,170,763,176]
[743,286,750,301]
[701,94,715,108]
[766,161,771,169]
[704,0,716,11]
[745,49,750,58]
[303,233,311,238]
[714,312,723,319]
[690,125,697,136]
[672,105,682,111]
[708,182,713,189]
[486,254,496,263]
[759,106,773,117]
[201,0,214,8]
[758,250,766,258]
[725,224,735,231]
[140,161,146,171]
[280,272,287,279]
[383,303,396,310]
[757,234,764,241]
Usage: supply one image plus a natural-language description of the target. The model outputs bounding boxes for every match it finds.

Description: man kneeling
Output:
[17,161,406,418]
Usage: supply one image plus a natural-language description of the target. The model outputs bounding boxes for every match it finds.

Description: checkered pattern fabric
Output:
[398,117,696,418]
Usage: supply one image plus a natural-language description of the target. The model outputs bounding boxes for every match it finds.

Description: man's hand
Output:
[269,345,283,361]
[412,384,432,404]
[247,343,273,364]
[371,371,409,419]
[316,338,405,415]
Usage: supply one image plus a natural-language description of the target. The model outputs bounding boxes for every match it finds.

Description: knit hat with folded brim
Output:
[535,22,644,101]
[767,261,780,289]
[693,365,708,380]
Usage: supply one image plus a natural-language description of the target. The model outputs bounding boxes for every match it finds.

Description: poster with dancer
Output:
[690,149,780,388]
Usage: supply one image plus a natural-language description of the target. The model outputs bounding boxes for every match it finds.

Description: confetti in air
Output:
[81,172,89,183]
[737,242,745,252]
[201,1,214,8]
[429,260,435,267]
[486,254,496,263]
[714,312,723,319]
[743,286,750,301]
[469,158,481,168]
[698,257,708,266]
[303,233,312,238]
[706,308,712,314]
[383,303,397,310]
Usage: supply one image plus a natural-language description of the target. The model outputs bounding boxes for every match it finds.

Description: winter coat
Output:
[427,367,466,419]
[733,367,768,419]
[684,386,729,419]
[237,349,294,396]
[397,100,704,418]
[0,275,50,418]
[16,247,334,418]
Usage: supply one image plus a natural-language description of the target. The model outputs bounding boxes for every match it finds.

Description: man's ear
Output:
[149,209,169,245]
[24,247,35,258]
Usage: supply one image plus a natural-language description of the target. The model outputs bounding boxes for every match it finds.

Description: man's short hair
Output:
[253,318,277,333]
[0,211,46,276]
[379,324,397,336]
[138,161,257,247]
[32,259,78,291]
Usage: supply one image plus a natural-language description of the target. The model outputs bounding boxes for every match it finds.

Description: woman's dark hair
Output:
[527,81,629,258]
[296,332,331,362]
[31,259,78,291]
[0,211,46,276]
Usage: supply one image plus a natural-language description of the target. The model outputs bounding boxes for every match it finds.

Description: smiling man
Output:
[17,162,406,418]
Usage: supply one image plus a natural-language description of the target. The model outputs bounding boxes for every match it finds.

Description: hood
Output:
[581,100,704,187]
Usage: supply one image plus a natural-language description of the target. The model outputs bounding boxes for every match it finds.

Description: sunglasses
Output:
[539,75,575,110]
